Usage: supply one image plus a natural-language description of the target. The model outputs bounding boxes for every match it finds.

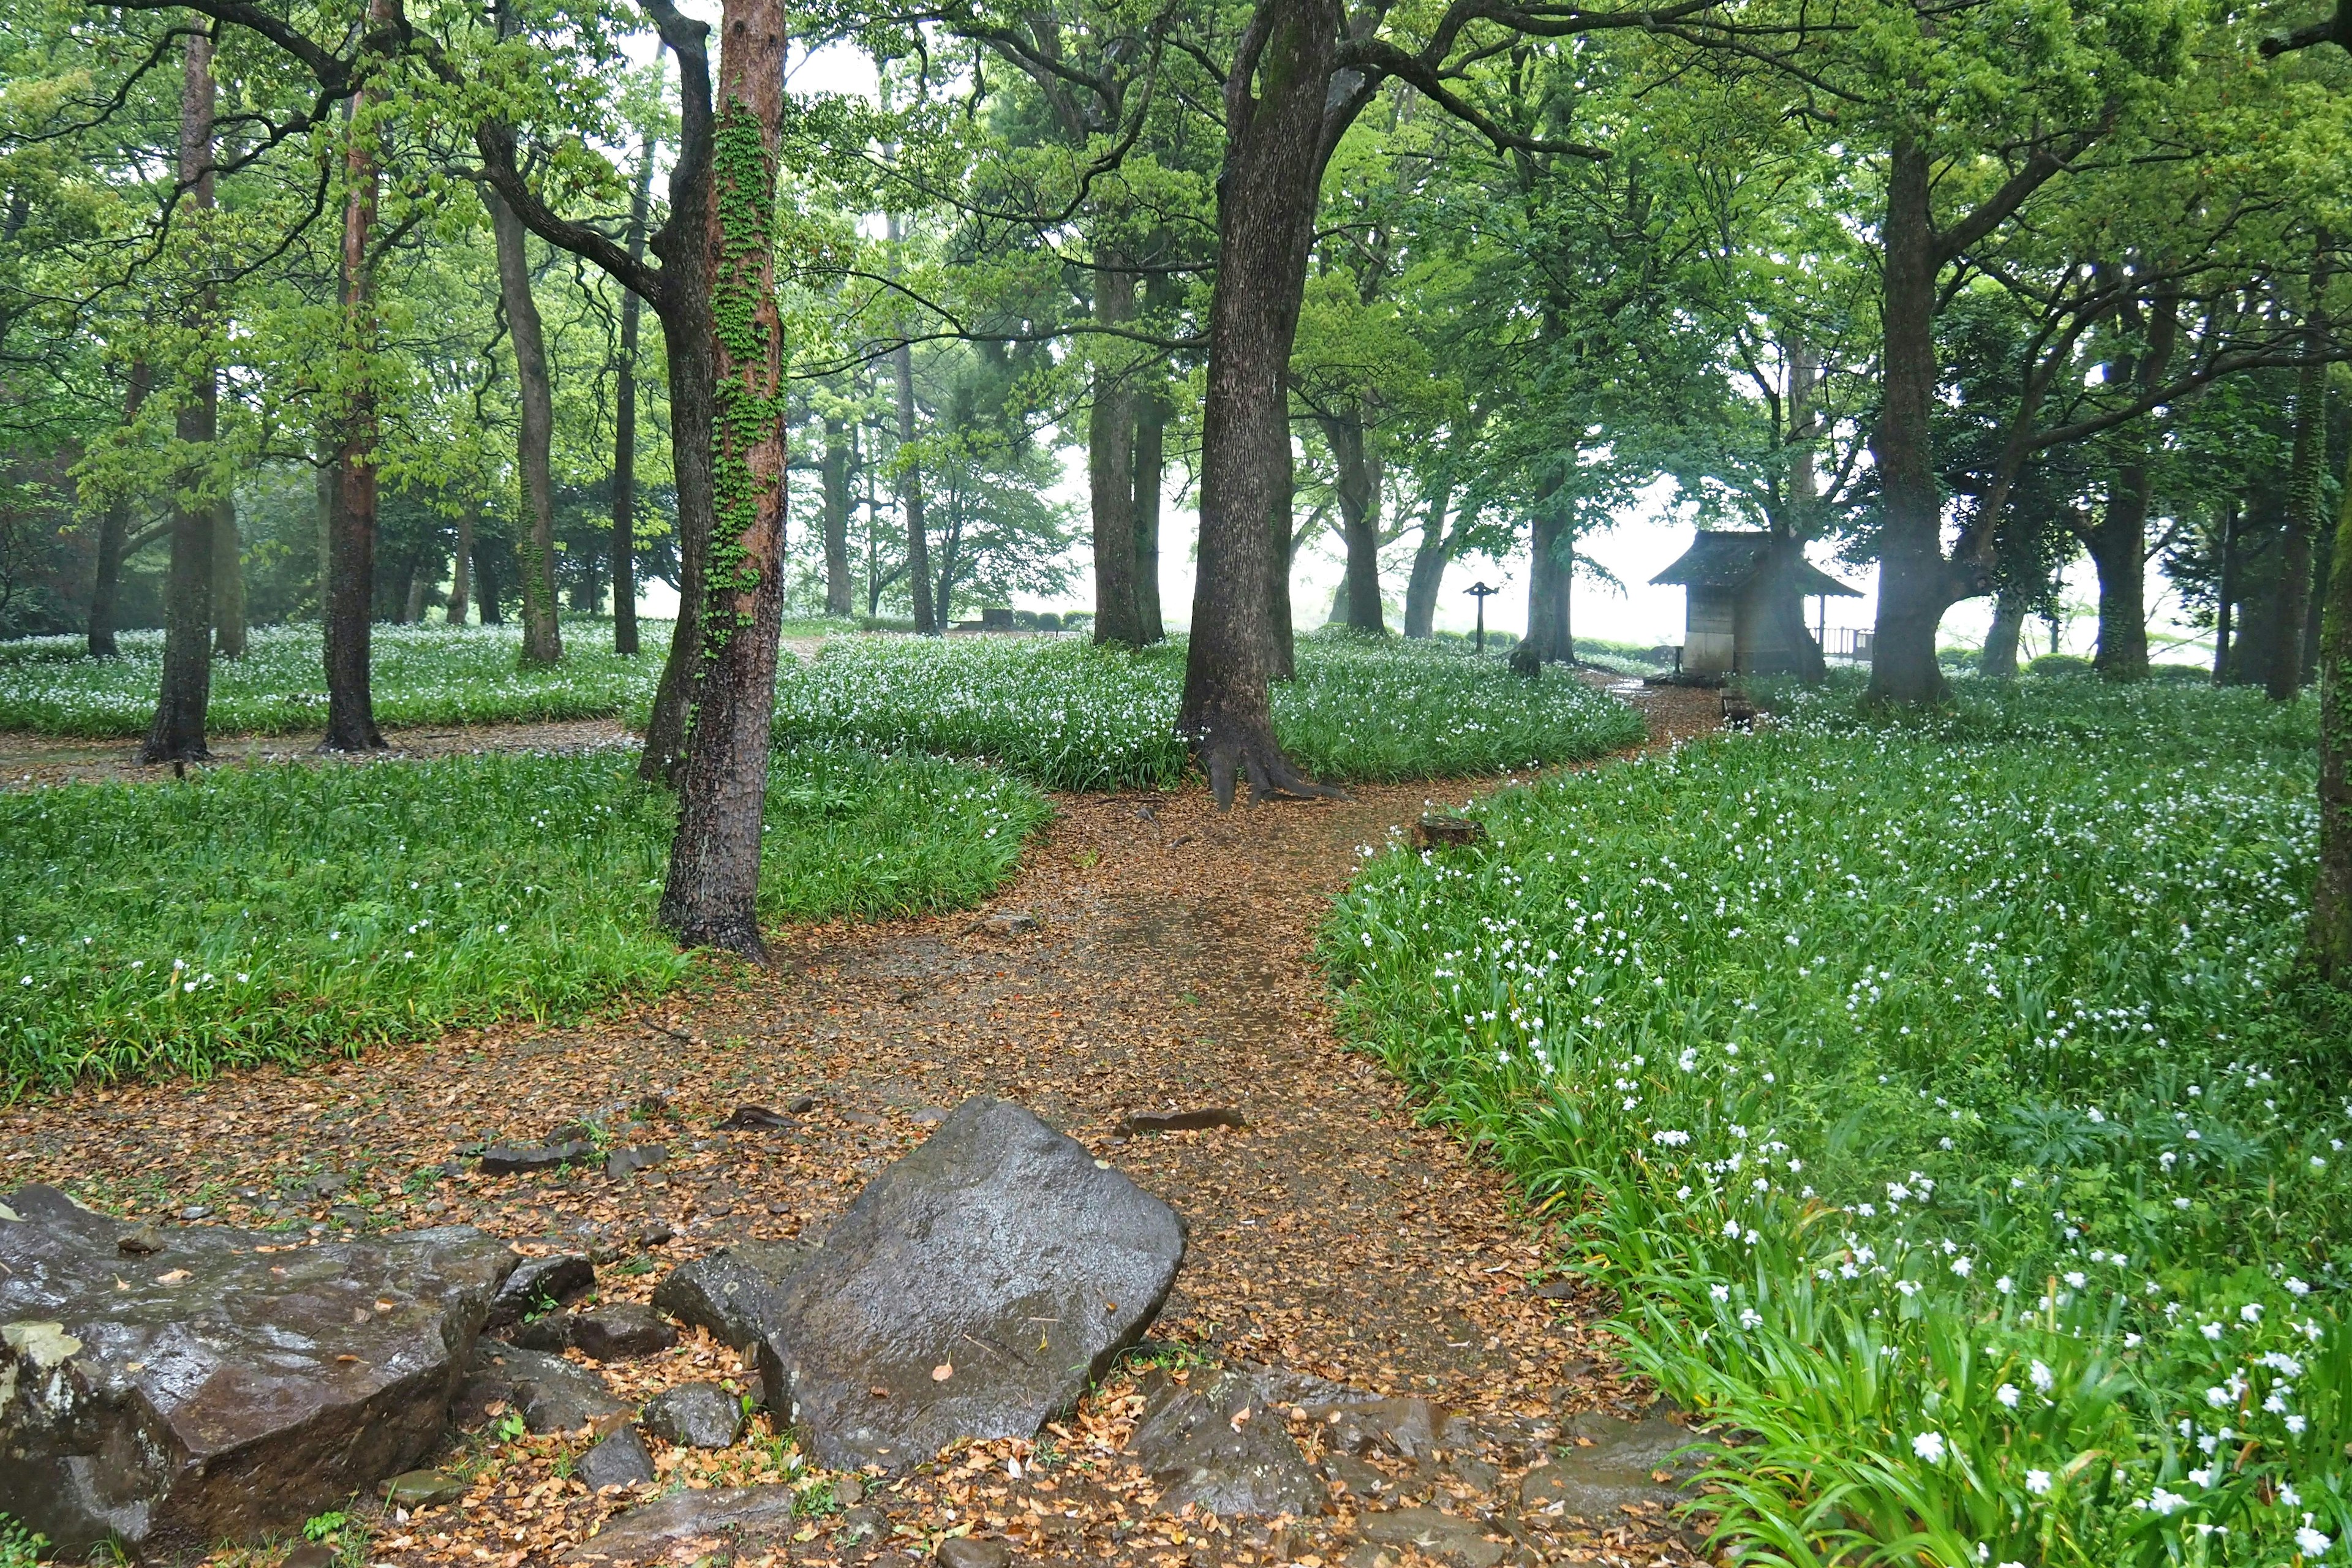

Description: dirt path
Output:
[2,682,1722,1568]
[0,717,636,790]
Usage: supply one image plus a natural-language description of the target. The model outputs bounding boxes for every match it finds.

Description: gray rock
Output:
[1305,1397,1446,1461]
[1521,1410,1698,1520]
[982,911,1039,935]
[573,1485,801,1560]
[1356,1509,1506,1568]
[1447,1453,1500,1493]
[936,1539,1012,1568]
[461,1343,628,1433]
[0,1183,511,1562]
[577,1427,657,1491]
[282,1545,338,1568]
[641,1381,743,1449]
[380,1469,467,1507]
[652,1239,815,1350]
[509,1308,577,1352]
[833,1506,888,1546]
[571,1303,678,1362]
[478,1140,595,1175]
[1322,1453,1391,1501]
[1131,1368,1320,1517]
[486,1253,595,1331]
[755,1098,1183,1471]
[606,1144,668,1181]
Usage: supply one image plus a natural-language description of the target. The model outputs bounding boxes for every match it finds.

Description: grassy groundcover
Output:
[0,621,670,737]
[768,630,1649,791]
[1325,677,2345,1567]
[2,745,1047,1088]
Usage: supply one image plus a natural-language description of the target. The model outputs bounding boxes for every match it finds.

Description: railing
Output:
[1822,627,1874,663]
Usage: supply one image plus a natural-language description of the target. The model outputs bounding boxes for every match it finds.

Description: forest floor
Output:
[1,676,1723,1568]
[0,716,635,788]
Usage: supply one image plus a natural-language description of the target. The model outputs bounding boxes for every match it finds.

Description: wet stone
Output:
[508,1308,576,1352]
[1322,1453,1390,1501]
[576,1426,657,1491]
[571,1302,677,1362]
[574,1485,801,1561]
[651,1238,814,1351]
[1355,1508,1507,1568]
[486,1252,595,1332]
[380,1469,467,1507]
[0,1183,511,1561]
[935,1539,1013,1568]
[1307,1397,1447,1461]
[755,1097,1184,1471]
[478,1140,595,1175]
[606,1144,668,1180]
[1523,1409,1698,1521]
[461,1343,628,1434]
[1131,1368,1321,1518]
[641,1381,743,1449]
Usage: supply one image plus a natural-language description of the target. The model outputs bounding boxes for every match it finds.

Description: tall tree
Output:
[141,27,221,763]
[86,362,153,658]
[485,172,562,663]
[611,131,658,656]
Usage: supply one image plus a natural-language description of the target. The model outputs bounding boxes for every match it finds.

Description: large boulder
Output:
[0,1185,513,1561]
[755,1098,1184,1469]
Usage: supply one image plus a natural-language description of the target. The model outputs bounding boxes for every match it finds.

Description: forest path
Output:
[0,715,635,788]
[3,677,1722,1567]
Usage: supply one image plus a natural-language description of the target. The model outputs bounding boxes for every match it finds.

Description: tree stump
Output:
[1417,813,1487,850]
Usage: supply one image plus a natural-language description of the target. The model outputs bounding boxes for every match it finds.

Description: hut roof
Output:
[1649,530,1861,597]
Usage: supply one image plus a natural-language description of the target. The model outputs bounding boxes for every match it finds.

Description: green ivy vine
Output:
[701,97,783,667]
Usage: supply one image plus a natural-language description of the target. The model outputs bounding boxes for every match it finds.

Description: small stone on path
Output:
[486,1252,595,1330]
[571,1302,678,1361]
[380,1469,467,1507]
[652,1238,812,1349]
[576,1425,657,1491]
[478,1140,595,1175]
[1130,1368,1320,1517]
[641,1381,744,1449]
[605,1144,668,1180]
[935,1539,1012,1568]
[1356,1508,1507,1568]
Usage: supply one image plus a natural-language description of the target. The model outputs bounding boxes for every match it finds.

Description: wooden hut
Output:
[1650,530,1860,677]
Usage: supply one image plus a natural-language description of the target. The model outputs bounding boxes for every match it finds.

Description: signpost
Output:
[1466,581,1499,654]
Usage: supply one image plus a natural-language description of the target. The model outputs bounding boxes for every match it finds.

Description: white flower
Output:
[2029,1360,2054,1395]
[2297,1526,2332,1555]
[2240,1303,2264,1325]
[1738,1308,1762,1329]
[1910,1431,1946,1463]
[1950,1256,1973,1278]
[2024,1469,2052,1495]
[1995,1383,2021,1409]
[2286,1277,2312,1298]
[1709,1284,1730,1302]
[2201,1322,2224,1341]
[2146,1488,2186,1515]
[2064,1271,2087,1289]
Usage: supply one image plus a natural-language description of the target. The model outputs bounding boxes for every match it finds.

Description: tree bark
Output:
[612,132,657,657]
[2087,467,2152,680]
[322,20,391,753]
[402,552,435,622]
[892,335,935,633]
[1321,406,1385,631]
[2312,438,2352,982]
[821,415,851,615]
[1403,470,1453,639]
[1980,588,2027,678]
[2214,501,2240,681]
[1865,136,1954,704]
[212,496,244,655]
[448,500,475,622]
[1133,378,1167,643]
[1177,0,1348,804]
[1089,258,1143,644]
[657,0,791,958]
[88,361,153,658]
[1515,506,1574,670]
[142,29,220,764]
[489,187,562,666]
[2274,349,2326,701]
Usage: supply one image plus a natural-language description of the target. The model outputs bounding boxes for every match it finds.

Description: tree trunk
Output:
[2307,518,2332,688]
[322,20,391,753]
[315,455,333,619]
[1089,258,1143,644]
[2312,438,2352,982]
[403,553,435,622]
[1178,0,1342,804]
[489,187,562,666]
[88,361,152,658]
[1402,472,1452,639]
[141,29,220,764]
[612,133,656,657]
[2274,350,2326,701]
[1864,135,1954,704]
[892,336,935,633]
[1515,506,1574,670]
[2215,502,2239,681]
[1268,452,1298,680]
[2089,467,2153,680]
[1321,407,1385,631]
[657,0,791,958]
[1133,378,1167,643]
[212,496,245,655]
[1980,588,2027,678]
[448,500,475,622]
[821,415,851,615]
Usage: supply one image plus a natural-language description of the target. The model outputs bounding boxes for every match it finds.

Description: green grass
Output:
[768,630,1649,790]
[0,622,669,736]
[1325,676,2342,1567]
[1,745,1048,1088]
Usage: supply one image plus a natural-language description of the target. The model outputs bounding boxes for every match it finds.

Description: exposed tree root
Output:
[1190,712,1346,810]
